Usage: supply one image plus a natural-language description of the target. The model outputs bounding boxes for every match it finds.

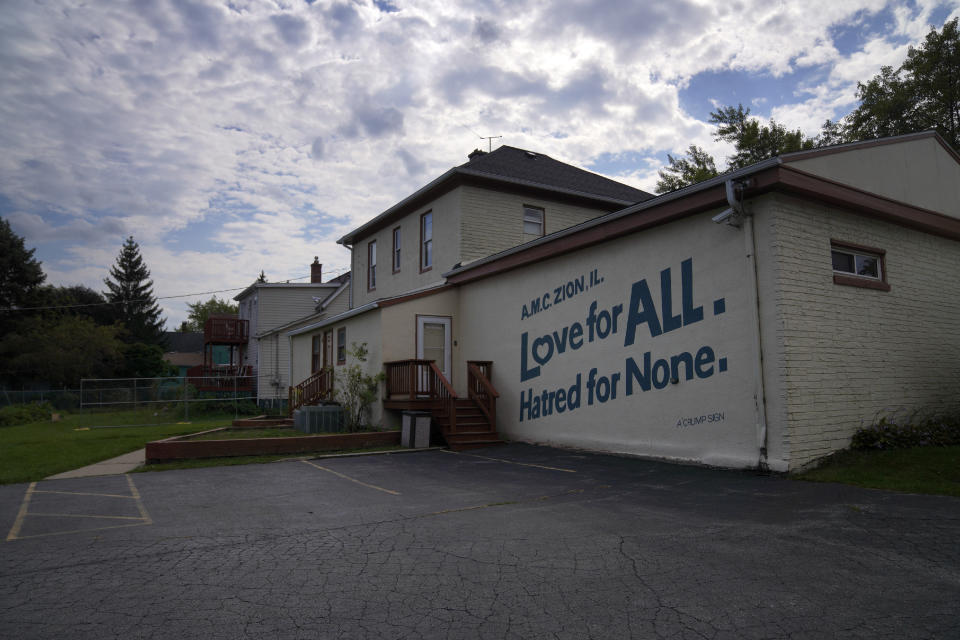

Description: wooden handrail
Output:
[384,359,459,400]
[288,367,334,416]
[384,359,459,432]
[467,361,498,428]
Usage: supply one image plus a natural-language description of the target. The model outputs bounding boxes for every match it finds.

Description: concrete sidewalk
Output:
[45,449,145,479]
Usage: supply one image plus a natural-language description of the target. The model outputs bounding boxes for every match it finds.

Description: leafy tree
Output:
[103,236,165,345]
[185,296,238,331]
[30,285,116,327]
[0,218,45,334]
[119,342,173,379]
[709,104,817,170]
[655,145,719,193]
[841,18,959,150]
[0,316,124,387]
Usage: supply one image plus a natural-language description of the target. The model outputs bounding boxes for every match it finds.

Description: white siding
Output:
[352,188,462,308]
[460,186,613,264]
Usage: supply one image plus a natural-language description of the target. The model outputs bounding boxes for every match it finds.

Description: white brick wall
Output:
[765,193,960,468]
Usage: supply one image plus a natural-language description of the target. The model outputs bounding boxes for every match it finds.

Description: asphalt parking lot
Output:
[1,443,958,639]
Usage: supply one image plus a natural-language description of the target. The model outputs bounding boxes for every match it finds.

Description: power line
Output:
[0,265,352,313]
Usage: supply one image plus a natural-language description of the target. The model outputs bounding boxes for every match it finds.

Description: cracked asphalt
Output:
[1,444,958,639]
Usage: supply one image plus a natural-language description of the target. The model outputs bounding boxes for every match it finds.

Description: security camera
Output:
[712,208,738,225]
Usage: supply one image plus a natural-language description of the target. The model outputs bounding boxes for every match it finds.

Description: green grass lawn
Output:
[797,446,960,497]
[0,410,234,484]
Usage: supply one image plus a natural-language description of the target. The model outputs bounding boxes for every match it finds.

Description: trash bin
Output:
[401,411,432,448]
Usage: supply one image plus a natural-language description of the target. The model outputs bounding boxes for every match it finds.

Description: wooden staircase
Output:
[383,359,503,451]
[435,399,504,450]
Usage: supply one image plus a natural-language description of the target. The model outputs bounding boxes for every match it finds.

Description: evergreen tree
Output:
[0,217,45,308]
[103,236,165,345]
[0,217,46,336]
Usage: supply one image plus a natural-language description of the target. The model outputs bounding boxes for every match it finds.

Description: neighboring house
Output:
[162,332,204,377]
[288,132,960,471]
[235,259,350,409]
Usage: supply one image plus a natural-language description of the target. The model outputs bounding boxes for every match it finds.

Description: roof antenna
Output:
[461,123,502,152]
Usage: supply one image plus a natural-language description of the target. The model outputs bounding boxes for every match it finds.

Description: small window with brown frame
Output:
[523,205,544,237]
[367,240,377,291]
[392,226,401,273]
[830,240,890,291]
[420,211,433,272]
[337,327,346,364]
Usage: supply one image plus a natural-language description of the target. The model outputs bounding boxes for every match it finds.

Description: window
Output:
[420,211,433,271]
[831,240,890,291]
[367,240,376,290]
[523,205,544,236]
[337,327,346,364]
[311,335,321,373]
[392,226,401,273]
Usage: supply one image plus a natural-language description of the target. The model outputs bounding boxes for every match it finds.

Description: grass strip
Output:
[797,445,960,497]
[0,411,233,484]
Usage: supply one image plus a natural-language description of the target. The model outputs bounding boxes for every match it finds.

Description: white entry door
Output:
[417,316,452,382]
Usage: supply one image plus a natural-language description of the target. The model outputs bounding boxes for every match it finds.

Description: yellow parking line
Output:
[442,449,576,473]
[301,460,400,495]
[11,522,151,541]
[5,476,152,542]
[33,490,137,499]
[126,475,152,524]
[6,482,36,542]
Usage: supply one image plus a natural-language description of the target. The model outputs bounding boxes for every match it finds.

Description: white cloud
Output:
[1,0,957,324]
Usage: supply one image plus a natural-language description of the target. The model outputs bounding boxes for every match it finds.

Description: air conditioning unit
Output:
[293,405,345,434]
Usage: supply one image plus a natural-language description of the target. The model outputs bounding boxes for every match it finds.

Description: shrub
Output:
[0,402,54,427]
[334,343,385,431]
[851,412,960,450]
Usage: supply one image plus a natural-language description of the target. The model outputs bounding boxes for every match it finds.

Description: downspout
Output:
[717,179,769,469]
[287,333,293,411]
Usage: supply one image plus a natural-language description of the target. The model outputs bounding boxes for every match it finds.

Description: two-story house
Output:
[288,132,960,472]
[286,146,651,432]
[235,259,351,409]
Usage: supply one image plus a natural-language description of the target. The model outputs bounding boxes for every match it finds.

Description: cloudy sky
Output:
[2,0,957,326]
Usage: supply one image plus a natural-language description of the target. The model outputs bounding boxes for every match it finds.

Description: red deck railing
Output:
[288,367,334,416]
[384,359,458,432]
[203,316,249,344]
[186,365,254,391]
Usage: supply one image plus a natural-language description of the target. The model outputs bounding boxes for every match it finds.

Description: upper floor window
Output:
[420,211,433,271]
[831,240,890,291]
[392,226,402,273]
[337,327,346,364]
[523,205,544,236]
[367,240,377,290]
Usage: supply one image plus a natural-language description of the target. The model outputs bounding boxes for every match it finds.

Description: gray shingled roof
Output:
[459,146,652,204]
[163,331,203,353]
[338,145,652,244]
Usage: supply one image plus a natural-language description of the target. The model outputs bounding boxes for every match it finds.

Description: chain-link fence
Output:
[2,376,260,427]
[0,388,82,410]
[76,376,258,425]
